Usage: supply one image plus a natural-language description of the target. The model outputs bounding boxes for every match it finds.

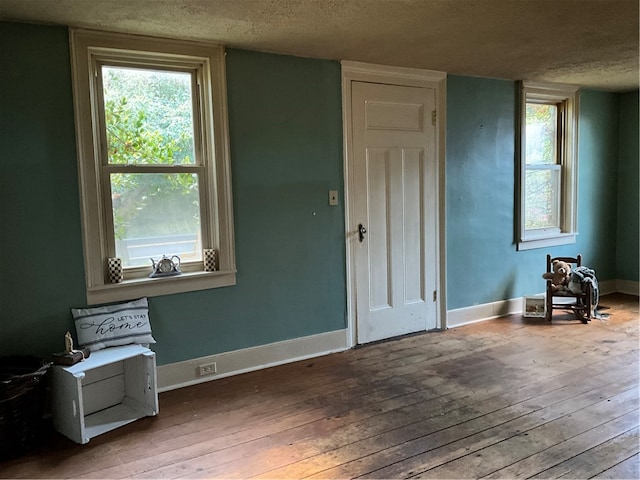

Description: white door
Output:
[352,81,438,344]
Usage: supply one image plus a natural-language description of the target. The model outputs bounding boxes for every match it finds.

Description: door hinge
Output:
[431,110,437,126]
[433,290,437,302]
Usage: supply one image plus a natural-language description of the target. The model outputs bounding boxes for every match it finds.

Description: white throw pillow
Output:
[71,297,156,351]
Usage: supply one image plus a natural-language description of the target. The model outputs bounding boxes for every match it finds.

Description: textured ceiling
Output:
[1,0,638,91]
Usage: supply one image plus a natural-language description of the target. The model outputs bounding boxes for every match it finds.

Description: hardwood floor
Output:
[1,293,638,479]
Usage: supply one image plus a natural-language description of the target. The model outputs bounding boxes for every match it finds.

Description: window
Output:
[517,81,579,251]
[71,30,235,304]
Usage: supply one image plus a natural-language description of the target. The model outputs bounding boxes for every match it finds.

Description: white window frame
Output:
[71,29,235,304]
[517,81,579,251]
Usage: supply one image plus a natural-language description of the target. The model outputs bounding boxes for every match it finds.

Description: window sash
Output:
[524,164,561,232]
[104,169,206,274]
[525,101,559,166]
[94,60,204,168]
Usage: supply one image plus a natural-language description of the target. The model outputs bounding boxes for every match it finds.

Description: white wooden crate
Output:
[51,345,158,444]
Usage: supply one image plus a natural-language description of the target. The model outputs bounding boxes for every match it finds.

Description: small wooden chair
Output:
[545,254,592,323]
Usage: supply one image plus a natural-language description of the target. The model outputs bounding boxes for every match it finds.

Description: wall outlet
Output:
[198,362,217,376]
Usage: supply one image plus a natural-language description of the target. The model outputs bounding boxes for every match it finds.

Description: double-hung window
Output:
[518,81,579,250]
[71,30,235,304]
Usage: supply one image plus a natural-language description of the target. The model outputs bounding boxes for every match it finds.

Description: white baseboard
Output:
[615,279,639,296]
[446,280,638,329]
[593,279,639,296]
[158,281,637,391]
[599,279,617,295]
[447,297,523,329]
[157,329,349,392]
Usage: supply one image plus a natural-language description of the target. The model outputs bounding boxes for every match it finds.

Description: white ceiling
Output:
[1,0,638,91]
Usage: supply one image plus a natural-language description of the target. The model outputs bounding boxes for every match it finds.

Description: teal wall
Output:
[151,49,346,364]
[0,23,87,356]
[0,23,346,364]
[446,76,624,309]
[0,22,636,364]
[616,92,639,282]
[445,77,520,308]
[575,90,621,279]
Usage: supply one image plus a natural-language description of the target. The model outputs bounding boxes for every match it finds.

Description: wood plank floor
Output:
[1,293,638,479]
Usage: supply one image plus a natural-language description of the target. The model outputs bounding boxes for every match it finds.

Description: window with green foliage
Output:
[101,66,201,267]
[524,102,560,230]
[518,82,579,251]
[71,30,235,304]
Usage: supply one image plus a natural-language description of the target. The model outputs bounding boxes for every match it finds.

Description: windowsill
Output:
[517,233,577,251]
[86,269,237,305]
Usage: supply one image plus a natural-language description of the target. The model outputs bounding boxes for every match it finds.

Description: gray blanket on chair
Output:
[568,266,598,306]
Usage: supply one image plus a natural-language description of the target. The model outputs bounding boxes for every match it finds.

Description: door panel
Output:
[402,148,424,304]
[367,148,392,310]
[352,81,437,344]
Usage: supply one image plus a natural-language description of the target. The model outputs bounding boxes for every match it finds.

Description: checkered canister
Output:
[203,249,217,271]
[107,257,123,283]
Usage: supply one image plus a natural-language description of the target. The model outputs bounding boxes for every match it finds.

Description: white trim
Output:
[341,61,448,86]
[599,279,640,297]
[341,61,447,346]
[87,270,236,305]
[517,81,580,251]
[447,297,523,329]
[613,279,639,296]
[70,28,235,304]
[599,279,617,296]
[157,329,349,392]
[158,279,636,392]
[521,81,581,96]
[446,281,638,329]
[516,233,577,251]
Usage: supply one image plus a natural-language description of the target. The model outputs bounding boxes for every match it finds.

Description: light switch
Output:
[329,190,339,206]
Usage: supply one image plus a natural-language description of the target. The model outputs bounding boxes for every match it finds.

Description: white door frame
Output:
[341,61,447,347]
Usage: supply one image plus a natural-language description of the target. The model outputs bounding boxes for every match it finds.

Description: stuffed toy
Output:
[542,259,571,293]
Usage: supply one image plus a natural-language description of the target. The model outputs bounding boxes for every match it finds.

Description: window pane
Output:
[525,103,557,165]
[525,168,560,229]
[111,173,201,267]
[102,66,195,165]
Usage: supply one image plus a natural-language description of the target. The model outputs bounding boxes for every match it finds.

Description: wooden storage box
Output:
[51,345,158,444]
